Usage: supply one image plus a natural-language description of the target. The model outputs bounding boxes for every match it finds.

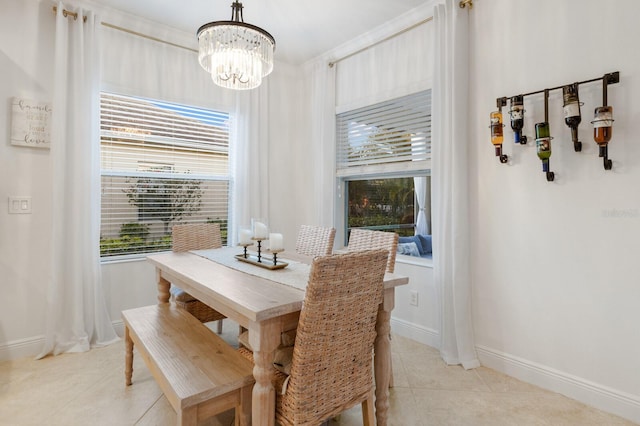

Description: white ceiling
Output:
[91,0,430,64]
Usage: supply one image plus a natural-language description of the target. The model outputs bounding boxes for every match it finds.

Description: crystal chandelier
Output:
[197,1,275,90]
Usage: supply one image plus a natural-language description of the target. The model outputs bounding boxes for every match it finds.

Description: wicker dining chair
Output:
[239,250,389,426]
[295,224,336,257]
[171,223,226,333]
[346,228,399,273]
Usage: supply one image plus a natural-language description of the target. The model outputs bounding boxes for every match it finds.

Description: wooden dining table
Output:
[147,247,409,426]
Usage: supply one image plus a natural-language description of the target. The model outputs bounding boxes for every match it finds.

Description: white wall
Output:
[392,260,438,348]
[0,0,54,359]
[469,0,640,422]
[101,259,156,333]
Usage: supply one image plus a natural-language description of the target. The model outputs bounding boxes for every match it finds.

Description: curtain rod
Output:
[52,5,87,22]
[52,6,198,54]
[101,22,198,53]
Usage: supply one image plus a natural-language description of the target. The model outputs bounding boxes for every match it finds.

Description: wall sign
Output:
[10,97,52,149]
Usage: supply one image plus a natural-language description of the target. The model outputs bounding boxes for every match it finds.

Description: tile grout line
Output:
[134,393,165,425]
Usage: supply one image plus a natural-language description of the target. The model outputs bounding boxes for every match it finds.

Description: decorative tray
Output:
[235,254,288,270]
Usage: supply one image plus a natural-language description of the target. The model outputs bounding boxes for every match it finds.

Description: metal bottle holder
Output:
[493,71,619,179]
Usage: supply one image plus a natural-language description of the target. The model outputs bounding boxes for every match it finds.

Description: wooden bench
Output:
[122,304,255,426]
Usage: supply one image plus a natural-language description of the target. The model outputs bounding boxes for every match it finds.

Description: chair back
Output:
[295,225,336,257]
[346,228,399,273]
[172,223,222,252]
[281,250,388,425]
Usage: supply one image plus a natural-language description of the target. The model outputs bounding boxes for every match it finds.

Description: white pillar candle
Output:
[253,221,268,239]
[269,233,283,251]
[238,228,253,245]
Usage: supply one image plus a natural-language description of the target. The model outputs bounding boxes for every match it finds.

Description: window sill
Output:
[100,251,170,265]
[337,248,433,268]
[396,254,433,268]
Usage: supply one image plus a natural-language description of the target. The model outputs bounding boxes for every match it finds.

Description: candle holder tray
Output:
[235,254,288,270]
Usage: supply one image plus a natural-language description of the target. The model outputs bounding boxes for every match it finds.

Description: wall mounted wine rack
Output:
[490,71,620,182]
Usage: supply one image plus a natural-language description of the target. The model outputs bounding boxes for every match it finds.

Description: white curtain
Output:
[431,0,479,369]
[309,59,336,227]
[231,83,271,239]
[39,4,118,358]
[414,176,429,235]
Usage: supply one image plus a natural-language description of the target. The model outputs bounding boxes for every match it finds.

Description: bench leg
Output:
[217,319,223,334]
[177,406,197,426]
[125,326,133,386]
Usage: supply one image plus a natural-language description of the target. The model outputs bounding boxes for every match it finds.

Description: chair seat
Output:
[171,288,225,323]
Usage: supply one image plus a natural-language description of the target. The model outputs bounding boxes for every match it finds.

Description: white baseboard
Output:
[0,335,44,362]
[390,316,440,349]
[476,345,640,424]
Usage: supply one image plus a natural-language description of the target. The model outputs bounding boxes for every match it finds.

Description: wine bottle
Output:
[562,84,582,151]
[592,106,614,169]
[509,95,526,144]
[535,122,551,172]
[490,111,507,163]
[592,106,613,149]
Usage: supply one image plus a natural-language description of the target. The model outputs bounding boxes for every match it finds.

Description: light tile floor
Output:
[0,320,635,426]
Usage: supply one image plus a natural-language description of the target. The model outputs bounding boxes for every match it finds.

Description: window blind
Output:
[100,93,231,258]
[336,90,431,177]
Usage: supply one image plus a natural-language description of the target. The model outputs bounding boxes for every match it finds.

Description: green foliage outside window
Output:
[100,222,171,257]
[123,177,203,234]
[347,177,415,237]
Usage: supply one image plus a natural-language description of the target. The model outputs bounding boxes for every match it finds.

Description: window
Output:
[347,177,420,234]
[337,90,431,245]
[100,93,231,258]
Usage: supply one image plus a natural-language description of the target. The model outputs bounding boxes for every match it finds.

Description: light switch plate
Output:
[8,196,32,214]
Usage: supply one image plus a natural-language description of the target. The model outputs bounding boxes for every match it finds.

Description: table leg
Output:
[156,269,170,304]
[374,288,395,426]
[238,384,252,426]
[249,320,281,426]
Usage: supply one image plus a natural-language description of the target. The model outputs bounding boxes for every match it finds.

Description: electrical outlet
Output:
[409,290,418,306]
